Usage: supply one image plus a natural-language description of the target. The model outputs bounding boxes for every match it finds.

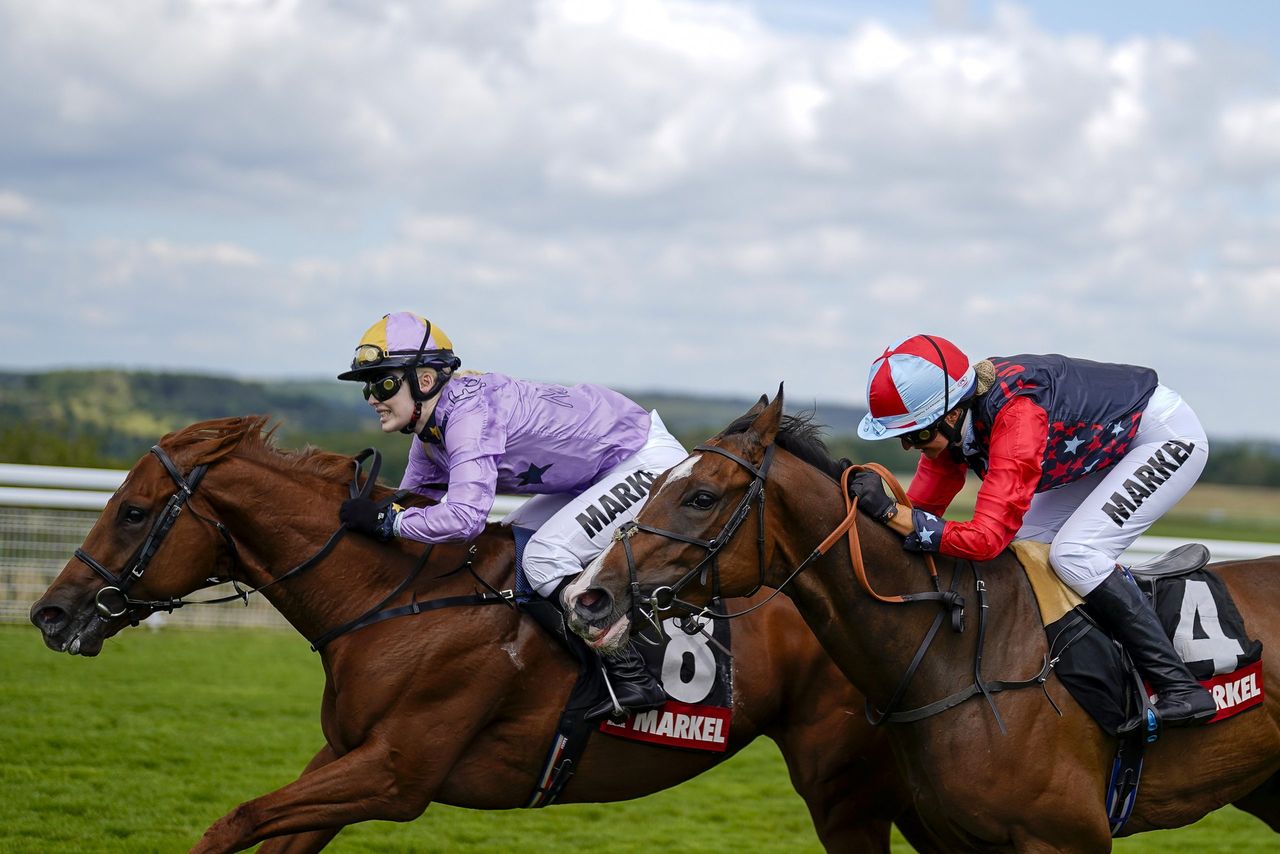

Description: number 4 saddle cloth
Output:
[1011,540,1264,736]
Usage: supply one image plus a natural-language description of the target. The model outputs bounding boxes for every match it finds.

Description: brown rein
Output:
[815,462,940,605]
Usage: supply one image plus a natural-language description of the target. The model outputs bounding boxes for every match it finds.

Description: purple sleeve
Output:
[399,438,448,500]
[393,396,503,544]
[394,454,498,543]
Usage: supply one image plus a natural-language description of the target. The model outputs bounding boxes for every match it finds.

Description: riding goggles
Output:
[899,422,941,449]
[362,373,404,402]
[352,344,405,371]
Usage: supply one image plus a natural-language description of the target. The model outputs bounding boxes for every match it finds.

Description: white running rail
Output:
[2,464,1275,627]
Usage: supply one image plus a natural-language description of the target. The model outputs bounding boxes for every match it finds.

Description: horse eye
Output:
[122,506,147,525]
[686,491,718,510]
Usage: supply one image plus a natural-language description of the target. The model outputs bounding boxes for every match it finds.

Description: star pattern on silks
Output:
[1040,412,1143,490]
[517,462,553,486]
[904,508,944,553]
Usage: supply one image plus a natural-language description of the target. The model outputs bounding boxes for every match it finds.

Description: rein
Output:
[617,441,1058,728]
[75,446,521,650]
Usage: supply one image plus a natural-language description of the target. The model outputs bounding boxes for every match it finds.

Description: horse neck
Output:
[765,457,997,707]
[201,455,450,642]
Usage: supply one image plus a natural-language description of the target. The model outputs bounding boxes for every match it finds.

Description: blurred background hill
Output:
[3,369,1279,488]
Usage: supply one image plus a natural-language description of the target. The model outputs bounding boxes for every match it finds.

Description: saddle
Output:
[1011,540,1263,734]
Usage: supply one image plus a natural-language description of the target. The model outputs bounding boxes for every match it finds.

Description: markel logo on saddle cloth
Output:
[1013,540,1265,734]
[1194,660,1264,722]
[1142,573,1265,722]
[599,613,733,752]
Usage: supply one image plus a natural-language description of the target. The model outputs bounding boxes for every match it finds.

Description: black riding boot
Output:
[586,642,668,720]
[536,581,666,721]
[1085,569,1217,728]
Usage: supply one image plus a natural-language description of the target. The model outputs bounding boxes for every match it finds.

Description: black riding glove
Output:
[848,471,897,525]
[339,498,398,540]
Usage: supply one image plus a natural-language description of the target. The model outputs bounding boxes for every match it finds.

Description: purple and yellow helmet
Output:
[337,312,460,381]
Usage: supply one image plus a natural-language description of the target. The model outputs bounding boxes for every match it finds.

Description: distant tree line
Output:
[3,370,1279,488]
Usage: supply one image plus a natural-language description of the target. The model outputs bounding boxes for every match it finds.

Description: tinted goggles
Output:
[362,373,404,402]
[353,344,395,370]
[899,423,940,449]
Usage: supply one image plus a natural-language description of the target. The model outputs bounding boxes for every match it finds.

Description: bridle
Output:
[71,446,519,651]
[75,445,243,621]
[614,440,960,631]
[611,435,1059,729]
[75,445,393,622]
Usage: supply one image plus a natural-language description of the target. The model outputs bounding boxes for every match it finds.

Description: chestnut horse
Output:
[565,391,1280,852]
[29,416,932,854]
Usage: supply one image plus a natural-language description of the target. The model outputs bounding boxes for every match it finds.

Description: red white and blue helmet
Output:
[857,334,976,440]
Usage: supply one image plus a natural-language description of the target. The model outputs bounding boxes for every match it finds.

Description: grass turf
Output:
[2,625,1272,853]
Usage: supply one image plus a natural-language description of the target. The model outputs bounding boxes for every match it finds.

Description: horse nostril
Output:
[33,605,68,632]
[575,588,614,620]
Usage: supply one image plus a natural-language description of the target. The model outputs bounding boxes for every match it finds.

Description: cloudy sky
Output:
[3,0,1279,438]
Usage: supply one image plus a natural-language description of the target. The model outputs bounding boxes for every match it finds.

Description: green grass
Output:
[1,625,1272,853]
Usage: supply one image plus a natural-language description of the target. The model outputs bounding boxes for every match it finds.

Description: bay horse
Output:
[29,416,933,854]
[564,391,1280,852]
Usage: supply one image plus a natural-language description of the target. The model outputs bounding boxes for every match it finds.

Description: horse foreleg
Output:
[189,738,434,854]
[768,725,895,854]
[1233,770,1280,832]
[253,828,340,854]
[255,745,343,854]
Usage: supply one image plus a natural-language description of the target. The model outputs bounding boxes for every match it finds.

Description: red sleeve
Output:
[906,453,967,516]
[938,396,1048,562]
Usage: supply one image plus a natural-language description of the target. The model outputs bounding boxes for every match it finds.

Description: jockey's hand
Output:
[848,471,897,524]
[339,498,397,540]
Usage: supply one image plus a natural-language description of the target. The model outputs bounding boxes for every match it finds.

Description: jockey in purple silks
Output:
[336,311,686,719]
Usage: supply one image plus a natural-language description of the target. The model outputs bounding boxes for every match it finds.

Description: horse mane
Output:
[719,409,844,480]
[157,416,355,483]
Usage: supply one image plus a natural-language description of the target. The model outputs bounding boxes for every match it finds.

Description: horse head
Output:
[565,387,829,652]
[29,415,351,656]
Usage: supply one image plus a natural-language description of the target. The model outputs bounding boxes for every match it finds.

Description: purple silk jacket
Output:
[395,373,651,543]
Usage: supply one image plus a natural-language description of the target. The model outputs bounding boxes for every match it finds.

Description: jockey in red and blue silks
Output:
[336,311,686,718]
[851,334,1216,729]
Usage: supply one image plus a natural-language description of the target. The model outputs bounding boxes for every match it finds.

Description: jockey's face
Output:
[915,431,951,460]
[902,408,963,460]
[366,368,440,435]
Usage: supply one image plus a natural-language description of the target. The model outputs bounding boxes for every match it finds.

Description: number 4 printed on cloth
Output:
[1173,579,1244,675]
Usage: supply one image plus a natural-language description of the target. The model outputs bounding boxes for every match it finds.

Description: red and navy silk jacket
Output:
[903,354,1158,561]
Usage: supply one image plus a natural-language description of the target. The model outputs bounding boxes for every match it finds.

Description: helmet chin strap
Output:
[399,400,424,436]
[936,403,970,446]
[399,367,451,436]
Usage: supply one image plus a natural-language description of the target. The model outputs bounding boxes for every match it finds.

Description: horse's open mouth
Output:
[581,614,632,655]
[37,610,110,657]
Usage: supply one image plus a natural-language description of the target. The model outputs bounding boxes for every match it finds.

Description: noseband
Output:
[612,442,1061,731]
[74,445,383,622]
[613,443,776,633]
[74,446,235,619]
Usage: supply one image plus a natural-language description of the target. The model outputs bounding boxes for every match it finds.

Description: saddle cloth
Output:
[512,526,734,752]
[1011,540,1264,734]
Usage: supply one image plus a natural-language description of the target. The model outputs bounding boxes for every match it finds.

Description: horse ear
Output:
[748,384,784,446]
[741,394,769,420]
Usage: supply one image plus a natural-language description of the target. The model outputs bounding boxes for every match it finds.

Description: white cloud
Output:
[1,1,1280,437]
[0,189,39,224]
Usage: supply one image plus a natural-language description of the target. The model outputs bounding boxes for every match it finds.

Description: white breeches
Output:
[502,411,689,598]
[1016,385,1208,596]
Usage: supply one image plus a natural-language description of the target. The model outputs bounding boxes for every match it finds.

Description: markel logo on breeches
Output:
[1100,440,1196,527]
[575,470,659,537]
